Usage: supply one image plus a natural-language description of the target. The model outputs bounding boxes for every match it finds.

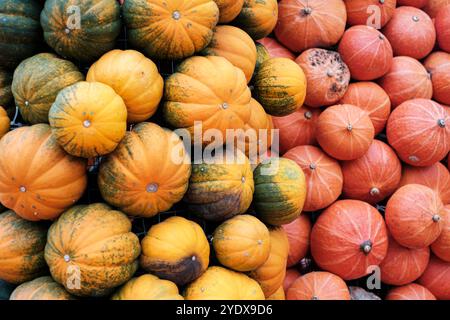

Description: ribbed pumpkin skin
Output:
[257,38,296,60]
[214,0,244,23]
[12,53,84,124]
[140,217,209,286]
[275,0,347,53]
[49,81,127,158]
[386,284,437,300]
[10,276,75,300]
[432,205,450,262]
[283,268,301,292]
[424,51,450,106]
[0,70,13,107]
[0,106,9,139]
[436,7,450,53]
[253,58,307,117]
[86,50,163,123]
[213,215,271,272]
[0,125,87,221]
[287,272,351,300]
[184,266,265,300]
[123,0,219,60]
[386,99,449,167]
[345,0,396,28]
[0,211,47,284]
[266,286,285,300]
[45,203,141,297]
[424,0,450,18]
[418,255,450,299]
[233,0,278,40]
[311,200,389,280]
[282,215,311,267]
[253,158,307,226]
[40,0,121,62]
[98,123,191,218]
[112,275,183,300]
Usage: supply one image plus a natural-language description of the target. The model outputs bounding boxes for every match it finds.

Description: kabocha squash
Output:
[284,268,301,292]
[282,215,311,267]
[48,81,127,158]
[140,217,209,285]
[253,158,307,226]
[12,53,84,124]
[423,0,450,18]
[45,203,141,297]
[424,51,450,106]
[40,0,121,62]
[98,122,191,218]
[213,215,271,272]
[257,38,295,60]
[0,211,47,284]
[0,70,13,107]
[386,284,437,300]
[214,0,244,23]
[0,106,9,139]
[112,275,183,300]
[287,272,351,300]
[436,7,450,53]
[10,276,75,300]
[267,286,285,300]
[0,125,87,221]
[233,0,278,40]
[184,266,265,300]
[311,200,389,280]
[345,0,396,28]
[86,50,164,123]
[418,255,450,300]
[253,58,307,117]
[431,205,450,262]
[123,0,219,60]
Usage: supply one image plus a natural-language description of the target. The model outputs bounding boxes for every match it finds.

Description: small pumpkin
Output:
[284,268,301,292]
[214,0,244,23]
[10,276,75,300]
[0,106,9,139]
[418,255,450,300]
[283,215,311,268]
[386,284,437,300]
[0,70,13,107]
[257,38,296,60]
[432,205,450,262]
[233,0,278,40]
[345,0,396,28]
[112,275,183,300]
[424,0,450,18]
[287,272,351,300]
[266,286,285,300]
[424,51,450,106]
[436,6,450,53]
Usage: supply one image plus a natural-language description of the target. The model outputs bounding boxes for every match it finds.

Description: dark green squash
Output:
[0,69,13,107]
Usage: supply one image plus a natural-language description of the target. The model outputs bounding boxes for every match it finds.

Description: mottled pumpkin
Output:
[287,272,351,300]
[10,276,75,300]
[283,215,311,267]
[424,51,450,106]
[254,43,270,74]
[386,284,436,300]
[112,274,183,300]
[233,0,278,40]
[0,70,13,107]
[214,0,244,23]
[431,205,450,262]
[0,106,9,139]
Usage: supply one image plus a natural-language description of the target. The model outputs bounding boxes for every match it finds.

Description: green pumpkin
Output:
[12,53,84,124]
[0,69,13,107]
[252,43,270,82]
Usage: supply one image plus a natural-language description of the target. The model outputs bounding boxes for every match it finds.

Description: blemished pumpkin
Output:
[338,26,393,81]
[284,146,343,212]
[341,140,402,204]
[48,81,127,158]
[123,0,219,60]
[140,217,209,285]
[266,286,285,300]
[432,205,450,262]
[295,49,351,108]
[386,184,445,249]
[0,211,47,284]
[345,0,396,28]
[0,70,13,107]
[424,0,450,18]
[436,6,450,53]
[311,200,389,280]
[283,268,301,292]
[282,215,312,267]
[213,215,271,272]
[233,0,278,40]
[253,157,307,226]
[98,122,191,218]
[275,0,347,53]
[0,106,10,139]
[86,50,163,123]
[12,53,84,124]
[257,38,296,60]
[0,124,87,221]
[45,203,141,297]
[386,99,449,167]
[214,0,244,23]
[254,43,270,76]
[386,284,437,300]
[112,275,183,300]
[253,58,307,117]
[398,0,428,6]
[424,51,450,106]
[287,272,351,300]
[184,266,265,300]
[418,255,450,300]
[10,276,75,300]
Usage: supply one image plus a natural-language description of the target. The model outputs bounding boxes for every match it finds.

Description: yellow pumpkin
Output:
[214,0,244,23]
[233,0,278,40]
[266,286,286,300]
[0,106,10,138]
[9,276,76,300]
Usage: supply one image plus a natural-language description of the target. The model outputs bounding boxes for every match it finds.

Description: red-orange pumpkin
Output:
[435,6,450,53]
[424,0,450,18]
[310,200,389,280]
[282,215,312,267]
[257,38,295,60]
[418,255,450,299]
[283,268,301,292]
[386,283,437,300]
[287,272,351,300]
[397,0,428,7]
[432,205,450,262]
[424,51,450,106]
[345,0,396,28]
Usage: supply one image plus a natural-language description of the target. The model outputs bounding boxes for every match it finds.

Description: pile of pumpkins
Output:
[0,0,449,300]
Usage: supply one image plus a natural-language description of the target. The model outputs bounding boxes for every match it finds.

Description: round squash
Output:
[311,200,389,280]
[432,205,450,262]
[48,81,127,158]
[424,51,450,106]
[0,70,13,107]
[266,286,285,300]
[213,215,270,272]
[0,106,9,139]
[254,43,270,75]
[424,0,450,18]
[386,283,437,300]
[284,268,301,292]
[214,0,244,23]
[436,6,450,53]
[123,0,219,60]
[345,0,396,28]
[12,53,84,124]
[0,211,47,284]
[45,203,141,297]
[287,272,351,300]
[10,276,75,300]
[112,274,183,300]
[398,0,428,7]
[233,0,278,40]
[295,49,351,108]
[418,255,450,300]
[0,124,87,221]
[257,38,296,60]
[140,217,209,286]
[282,215,311,267]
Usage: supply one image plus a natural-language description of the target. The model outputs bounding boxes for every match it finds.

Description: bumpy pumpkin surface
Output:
[112,274,183,300]
[214,0,244,23]
[10,276,75,300]
[0,106,9,139]
[233,0,278,40]
[283,215,311,267]
[0,70,13,107]
[287,272,351,300]
[386,283,436,300]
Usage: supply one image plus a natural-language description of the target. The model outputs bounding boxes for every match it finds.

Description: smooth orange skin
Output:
[282,215,312,267]
[435,6,450,53]
[0,106,10,139]
[10,276,75,300]
[283,268,301,292]
[418,255,450,299]
[424,0,450,18]
[424,51,450,105]
[287,272,351,300]
[432,205,450,262]
[345,0,396,28]
[214,0,244,23]
[112,275,184,300]
[386,283,437,300]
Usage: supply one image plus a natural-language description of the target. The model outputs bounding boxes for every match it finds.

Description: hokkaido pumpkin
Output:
[214,0,244,23]
[386,184,445,249]
[253,58,307,117]
[275,0,347,53]
[233,0,278,40]
[45,203,141,297]
[378,56,433,109]
[213,215,271,272]
[398,0,428,7]
[48,81,127,158]
[386,99,449,166]
[140,217,209,285]
[12,53,84,124]
[311,200,389,280]
[86,50,164,123]
[418,255,450,299]
[266,286,285,300]
[432,205,450,262]
[123,0,219,60]
[257,38,296,60]
[112,275,183,300]
[0,107,9,139]
[0,124,87,221]
[287,272,351,300]
[282,214,311,269]
[10,276,75,300]
[253,158,307,226]
[345,0,396,28]
[0,211,47,284]
[295,49,351,108]
[386,284,437,300]
[424,0,450,18]
[435,6,450,53]
[424,51,450,106]
[284,268,301,292]
[0,70,13,107]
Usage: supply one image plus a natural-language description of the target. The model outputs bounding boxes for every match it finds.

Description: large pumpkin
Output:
[287,272,351,300]
[140,217,209,286]
[45,203,141,297]
[10,276,75,300]
[282,215,311,267]
[257,38,296,60]
[386,99,449,167]
[432,205,450,262]
[424,0,450,18]
[284,268,301,292]
[424,51,450,106]
[12,53,84,124]
[311,200,389,280]
[0,124,87,221]
[0,211,47,284]
[295,49,351,108]
[0,106,9,139]
[0,70,13,107]
[214,0,244,23]
[233,0,278,40]
[418,255,450,300]
[112,275,183,300]
[344,0,396,28]
[386,284,437,300]
[436,6,450,53]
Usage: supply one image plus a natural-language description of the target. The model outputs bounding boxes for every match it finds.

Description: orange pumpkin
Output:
[424,0,450,18]
[418,255,450,300]
[112,274,183,300]
[435,6,450,53]
[284,268,301,292]
[432,205,450,262]
[10,276,75,300]
[287,272,351,300]
[345,0,396,28]
[424,51,450,106]
[214,0,244,23]
[386,283,437,300]
[233,0,278,40]
[257,38,296,60]
[282,215,312,267]
[0,106,10,139]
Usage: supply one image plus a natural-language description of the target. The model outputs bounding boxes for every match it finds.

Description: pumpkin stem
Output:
[309,163,317,170]
[438,119,446,128]
[304,111,313,120]
[301,7,312,16]
[83,120,91,128]
[347,124,353,131]
[360,240,372,255]
[311,295,319,300]
[370,187,380,196]
[379,0,385,4]
[412,16,420,22]
[172,11,181,20]
[432,214,441,222]
[326,70,334,77]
